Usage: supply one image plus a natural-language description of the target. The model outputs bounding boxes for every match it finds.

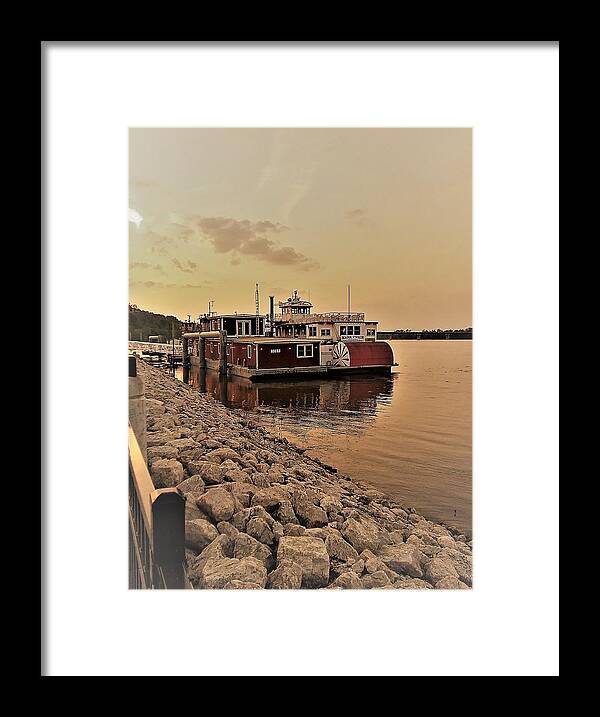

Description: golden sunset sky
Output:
[129,128,471,330]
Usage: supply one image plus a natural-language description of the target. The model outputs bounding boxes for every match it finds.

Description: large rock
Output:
[197,487,236,523]
[177,474,206,496]
[394,577,433,589]
[437,547,472,586]
[378,544,425,578]
[320,495,343,516]
[146,398,166,415]
[283,524,305,536]
[150,458,184,488]
[329,572,363,589]
[196,556,267,589]
[341,517,383,554]
[233,533,274,569]
[167,438,199,452]
[246,517,275,545]
[292,491,328,528]
[185,519,219,553]
[223,580,263,589]
[361,571,391,589]
[424,555,459,584]
[251,486,291,510]
[267,559,303,589]
[148,415,177,432]
[187,462,223,485]
[185,500,205,521]
[147,445,179,463]
[146,432,177,448]
[437,535,457,550]
[205,447,242,464]
[277,536,330,588]
[435,576,469,589]
[194,534,233,566]
[360,549,398,581]
[228,482,260,501]
[324,530,359,563]
[275,500,299,525]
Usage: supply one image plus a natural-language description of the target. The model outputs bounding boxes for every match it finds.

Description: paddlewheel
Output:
[331,341,351,367]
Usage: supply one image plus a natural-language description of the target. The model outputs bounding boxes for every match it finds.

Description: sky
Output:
[129,128,471,330]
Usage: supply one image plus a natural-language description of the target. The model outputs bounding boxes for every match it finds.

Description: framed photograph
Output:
[43,40,559,676]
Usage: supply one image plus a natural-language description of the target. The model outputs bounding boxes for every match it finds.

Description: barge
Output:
[181,291,396,381]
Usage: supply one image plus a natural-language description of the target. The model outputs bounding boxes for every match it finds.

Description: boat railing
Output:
[273,312,366,324]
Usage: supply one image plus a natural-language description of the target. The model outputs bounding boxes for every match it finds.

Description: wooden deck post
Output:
[182,336,189,363]
[219,330,228,375]
[198,336,206,369]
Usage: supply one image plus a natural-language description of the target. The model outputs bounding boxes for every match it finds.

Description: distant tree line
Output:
[394,328,473,333]
[128,304,183,341]
[378,328,473,340]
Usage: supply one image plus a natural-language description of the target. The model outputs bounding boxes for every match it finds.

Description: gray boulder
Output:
[177,474,206,495]
[196,556,267,589]
[277,536,330,588]
[424,555,459,584]
[267,559,303,589]
[197,487,236,523]
[329,572,363,589]
[247,517,275,545]
[341,517,383,554]
[150,458,184,488]
[435,576,469,589]
[185,519,219,553]
[147,445,179,463]
[361,571,391,589]
[233,533,274,569]
[378,544,426,578]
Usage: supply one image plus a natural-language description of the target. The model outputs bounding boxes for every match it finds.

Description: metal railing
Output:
[128,425,187,589]
[272,312,366,324]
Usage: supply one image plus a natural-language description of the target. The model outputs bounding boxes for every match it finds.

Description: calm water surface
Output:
[177,341,472,533]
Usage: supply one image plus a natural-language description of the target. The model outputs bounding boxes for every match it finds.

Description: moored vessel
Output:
[181,290,396,381]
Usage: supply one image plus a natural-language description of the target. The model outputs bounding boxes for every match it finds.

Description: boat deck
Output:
[229,363,393,382]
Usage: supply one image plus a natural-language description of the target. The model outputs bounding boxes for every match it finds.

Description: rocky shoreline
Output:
[138,361,473,589]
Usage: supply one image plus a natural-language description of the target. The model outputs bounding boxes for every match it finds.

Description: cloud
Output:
[345,208,371,228]
[129,280,208,289]
[132,211,317,270]
[131,179,159,188]
[188,215,317,270]
[129,261,166,275]
[171,258,198,273]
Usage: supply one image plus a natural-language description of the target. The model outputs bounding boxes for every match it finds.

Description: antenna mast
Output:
[255,283,260,315]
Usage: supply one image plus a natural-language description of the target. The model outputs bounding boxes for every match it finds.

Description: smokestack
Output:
[269,296,275,336]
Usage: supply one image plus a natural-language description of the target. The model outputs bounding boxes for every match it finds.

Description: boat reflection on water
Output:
[177,340,472,534]
[182,365,394,434]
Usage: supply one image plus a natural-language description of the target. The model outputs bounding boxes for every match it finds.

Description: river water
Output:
[176,340,472,534]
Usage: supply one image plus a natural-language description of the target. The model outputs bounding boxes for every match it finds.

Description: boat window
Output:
[308,326,317,337]
[247,345,252,358]
[297,344,313,358]
[340,326,347,335]
[320,329,331,336]
[237,320,252,335]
